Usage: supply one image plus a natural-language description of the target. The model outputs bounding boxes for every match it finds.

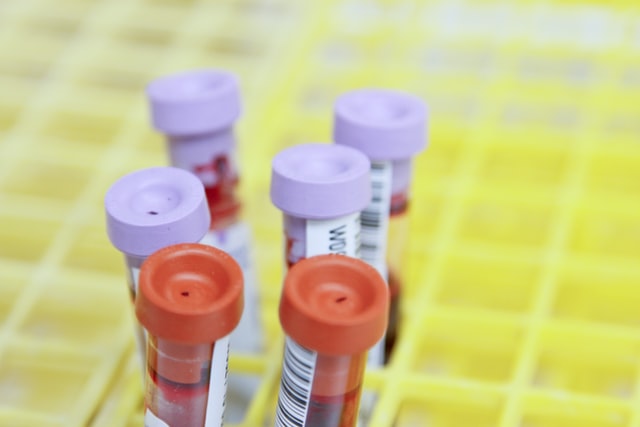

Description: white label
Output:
[360,161,392,281]
[127,264,147,373]
[275,337,317,427]
[201,223,262,354]
[128,266,141,296]
[144,408,170,427]
[306,212,361,258]
[367,339,385,368]
[204,335,230,427]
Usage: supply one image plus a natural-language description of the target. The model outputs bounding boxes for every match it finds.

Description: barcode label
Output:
[360,161,392,280]
[275,337,317,427]
[306,212,361,259]
[204,335,230,427]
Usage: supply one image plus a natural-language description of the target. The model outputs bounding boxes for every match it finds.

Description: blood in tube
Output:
[136,243,243,427]
[275,254,389,427]
[305,353,367,427]
[334,89,428,362]
[104,167,210,371]
[269,143,371,271]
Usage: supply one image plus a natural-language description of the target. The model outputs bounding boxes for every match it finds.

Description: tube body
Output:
[275,337,366,427]
[167,129,240,230]
[144,335,230,427]
[167,129,260,354]
[145,337,212,426]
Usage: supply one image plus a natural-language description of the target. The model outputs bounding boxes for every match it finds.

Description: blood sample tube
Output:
[334,89,428,362]
[136,243,244,427]
[270,143,371,270]
[146,69,261,355]
[105,166,210,368]
[274,254,389,427]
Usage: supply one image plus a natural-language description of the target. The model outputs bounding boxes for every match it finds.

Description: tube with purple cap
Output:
[334,88,428,364]
[146,69,261,356]
[270,143,371,272]
[105,166,210,369]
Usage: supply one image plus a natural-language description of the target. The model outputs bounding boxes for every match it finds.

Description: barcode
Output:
[360,161,392,274]
[275,337,317,427]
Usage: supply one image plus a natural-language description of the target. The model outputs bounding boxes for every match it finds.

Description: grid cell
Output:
[552,267,640,327]
[0,356,91,417]
[39,110,123,146]
[586,150,640,197]
[532,326,639,399]
[413,313,523,383]
[457,196,554,248]
[63,223,122,274]
[0,273,24,324]
[0,214,58,262]
[568,205,640,260]
[2,159,89,201]
[0,103,22,132]
[395,394,504,427]
[477,141,568,189]
[18,279,127,351]
[520,395,629,427]
[436,252,540,314]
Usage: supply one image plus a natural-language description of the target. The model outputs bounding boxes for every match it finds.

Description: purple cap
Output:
[146,69,242,136]
[105,167,210,257]
[270,143,371,219]
[333,89,428,160]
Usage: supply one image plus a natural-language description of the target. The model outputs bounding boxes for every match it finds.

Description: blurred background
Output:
[0,0,639,426]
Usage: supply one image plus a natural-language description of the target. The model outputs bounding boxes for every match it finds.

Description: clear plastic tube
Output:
[275,254,388,427]
[144,337,216,427]
[136,243,243,427]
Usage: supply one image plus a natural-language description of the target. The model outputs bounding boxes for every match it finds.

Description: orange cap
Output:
[136,243,244,344]
[280,254,389,356]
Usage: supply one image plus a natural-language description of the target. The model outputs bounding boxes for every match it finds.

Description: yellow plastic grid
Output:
[0,0,639,426]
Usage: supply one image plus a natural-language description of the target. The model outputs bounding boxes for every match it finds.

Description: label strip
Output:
[306,212,361,259]
[204,335,230,427]
[275,337,317,427]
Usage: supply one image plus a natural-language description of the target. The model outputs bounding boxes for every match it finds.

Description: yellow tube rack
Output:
[0,0,639,426]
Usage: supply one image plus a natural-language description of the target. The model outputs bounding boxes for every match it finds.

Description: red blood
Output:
[194,154,241,229]
[305,385,362,427]
[146,366,210,427]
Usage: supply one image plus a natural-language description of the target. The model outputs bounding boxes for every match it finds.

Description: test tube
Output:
[270,143,371,269]
[136,243,244,427]
[146,69,261,354]
[334,89,428,362]
[105,166,210,368]
[274,254,389,427]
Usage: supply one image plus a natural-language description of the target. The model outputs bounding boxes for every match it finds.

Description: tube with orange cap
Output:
[136,243,244,427]
[274,254,389,427]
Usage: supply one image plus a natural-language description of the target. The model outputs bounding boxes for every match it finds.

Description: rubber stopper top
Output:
[280,254,389,356]
[136,243,244,344]
[146,69,242,136]
[270,143,371,219]
[333,89,428,160]
[105,167,210,257]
